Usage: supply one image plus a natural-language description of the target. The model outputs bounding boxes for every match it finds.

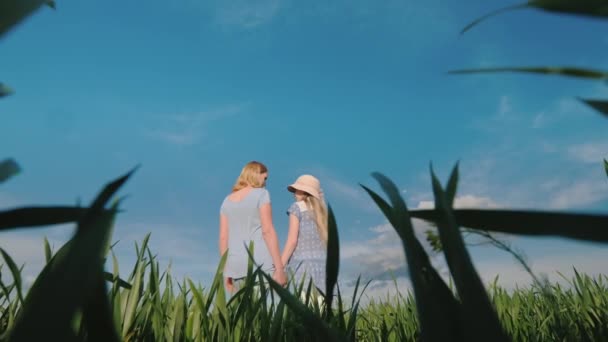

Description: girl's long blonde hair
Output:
[304,195,328,244]
[232,161,268,192]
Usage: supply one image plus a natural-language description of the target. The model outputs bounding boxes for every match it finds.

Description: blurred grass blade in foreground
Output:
[448,66,608,81]
[244,238,346,341]
[0,158,20,184]
[7,168,135,341]
[260,268,346,341]
[579,98,608,117]
[0,83,14,98]
[461,0,608,34]
[429,164,509,341]
[0,206,105,231]
[324,204,339,318]
[0,0,54,38]
[0,248,24,306]
[363,173,464,341]
[410,209,608,243]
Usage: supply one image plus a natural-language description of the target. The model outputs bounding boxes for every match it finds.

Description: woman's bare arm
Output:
[219,213,229,257]
[281,214,299,267]
[260,203,287,285]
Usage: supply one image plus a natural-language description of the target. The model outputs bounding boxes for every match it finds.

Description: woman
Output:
[281,174,328,295]
[219,161,287,293]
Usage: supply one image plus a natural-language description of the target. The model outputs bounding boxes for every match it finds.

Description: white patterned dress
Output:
[286,201,327,293]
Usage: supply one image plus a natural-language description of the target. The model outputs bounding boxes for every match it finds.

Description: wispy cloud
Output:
[143,104,244,146]
[547,178,608,209]
[213,0,282,29]
[416,193,501,210]
[567,140,608,164]
[469,95,524,133]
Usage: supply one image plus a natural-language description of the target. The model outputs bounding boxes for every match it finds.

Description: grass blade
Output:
[0,158,20,184]
[429,165,509,341]
[0,206,98,230]
[103,271,132,289]
[409,209,608,243]
[324,204,339,317]
[88,165,138,214]
[461,3,528,34]
[362,175,463,341]
[0,0,49,38]
[449,66,608,80]
[604,159,608,179]
[242,245,345,340]
[529,0,608,19]
[260,269,346,341]
[0,83,14,98]
[8,169,134,341]
[81,277,121,342]
[43,237,53,264]
[0,248,24,306]
[268,299,285,341]
[445,161,459,206]
[9,207,119,341]
[462,1,608,34]
[579,98,608,118]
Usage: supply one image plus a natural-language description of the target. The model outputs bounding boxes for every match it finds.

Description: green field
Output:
[1,233,607,341]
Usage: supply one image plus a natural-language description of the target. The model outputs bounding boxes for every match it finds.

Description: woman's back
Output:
[221,187,273,278]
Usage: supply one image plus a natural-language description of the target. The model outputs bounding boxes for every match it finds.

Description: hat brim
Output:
[287,184,320,199]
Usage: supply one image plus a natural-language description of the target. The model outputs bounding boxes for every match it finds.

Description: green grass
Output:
[1,236,607,341]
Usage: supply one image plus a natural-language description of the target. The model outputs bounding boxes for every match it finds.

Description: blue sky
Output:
[2,0,608,301]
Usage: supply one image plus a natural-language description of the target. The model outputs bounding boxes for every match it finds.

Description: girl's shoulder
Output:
[295,201,308,212]
[288,201,308,216]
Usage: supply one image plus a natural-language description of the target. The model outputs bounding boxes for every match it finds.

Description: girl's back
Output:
[287,201,327,291]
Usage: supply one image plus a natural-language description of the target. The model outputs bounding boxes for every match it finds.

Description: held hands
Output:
[272,267,287,287]
[225,277,234,293]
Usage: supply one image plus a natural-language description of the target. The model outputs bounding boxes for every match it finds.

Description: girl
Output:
[281,174,328,295]
[219,161,287,293]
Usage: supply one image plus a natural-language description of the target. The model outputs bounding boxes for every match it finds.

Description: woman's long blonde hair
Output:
[304,195,328,244]
[232,161,268,192]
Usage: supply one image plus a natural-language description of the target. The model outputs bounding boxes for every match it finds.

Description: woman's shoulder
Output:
[251,187,269,194]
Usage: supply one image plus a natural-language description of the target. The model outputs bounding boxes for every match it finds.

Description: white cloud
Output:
[567,141,608,164]
[214,0,282,29]
[469,95,524,133]
[548,178,608,209]
[143,104,244,146]
[416,194,501,210]
[498,95,511,117]
[532,111,546,129]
